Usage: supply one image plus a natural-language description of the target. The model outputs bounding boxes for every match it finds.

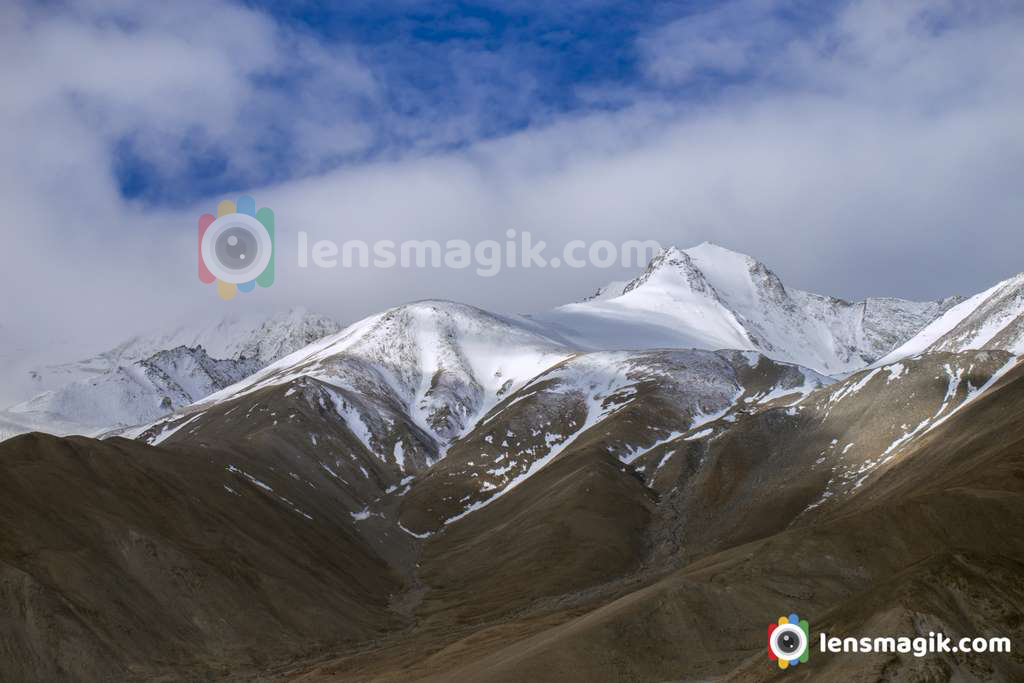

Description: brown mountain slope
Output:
[406,487,1024,683]
[0,433,404,682]
[285,441,657,683]
[288,355,1024,682]
[1,351,1020,682]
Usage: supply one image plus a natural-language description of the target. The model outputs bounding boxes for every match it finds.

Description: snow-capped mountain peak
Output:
[114,306,341,367]
[683,241,792,312]
[622,245,721,298]
[0,308,343,439]
[538,243,950,375]
[200,300,573,445]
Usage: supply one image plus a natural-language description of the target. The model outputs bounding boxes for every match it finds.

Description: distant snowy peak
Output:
[1,308,342,437]
[20,308,341,400]
[119,307,342,366]
[6,346,262,435]
[877,273,1024,364]
[542,242,952,375]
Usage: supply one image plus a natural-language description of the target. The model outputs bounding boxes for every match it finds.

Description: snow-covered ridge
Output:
[200,301,574,446]
[11,244,1022,444]
[876,272,1024,364]
[0,309,342,438]
[536,242,955,375]
[397,347,836,531]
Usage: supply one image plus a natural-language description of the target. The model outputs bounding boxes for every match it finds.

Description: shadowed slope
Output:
[0,433,404,682]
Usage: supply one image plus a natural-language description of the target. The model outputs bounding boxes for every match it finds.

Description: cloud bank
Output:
[2,0,1023,370]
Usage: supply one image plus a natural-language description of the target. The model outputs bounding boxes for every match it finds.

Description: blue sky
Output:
[113,0,836,205]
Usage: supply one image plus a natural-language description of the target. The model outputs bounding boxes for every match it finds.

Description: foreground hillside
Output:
[1,344,1019,681]
[273,349,1022,682]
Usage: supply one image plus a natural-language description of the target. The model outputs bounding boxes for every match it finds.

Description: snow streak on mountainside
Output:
[398,348,833,531]
[877,272,1024,364]
[536,243,956,375]
[0,309,341,439]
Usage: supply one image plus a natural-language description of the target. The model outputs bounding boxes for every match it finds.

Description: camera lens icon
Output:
[198,196,275,300]
[216,228,258,271]
[771,624,805,658]
[201,214,272,284]
[769,613,809,670]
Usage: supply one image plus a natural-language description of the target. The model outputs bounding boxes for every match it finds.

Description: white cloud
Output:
[1,0,1023,385]
[639,0,787,85]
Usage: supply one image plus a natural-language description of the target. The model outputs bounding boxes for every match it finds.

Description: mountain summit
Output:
[537,243,955,374]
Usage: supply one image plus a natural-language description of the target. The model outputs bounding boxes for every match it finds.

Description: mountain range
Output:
[0,243,974,440]
[538,243,966,373]
[0,309,341,440]
[2,243,1024,682]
